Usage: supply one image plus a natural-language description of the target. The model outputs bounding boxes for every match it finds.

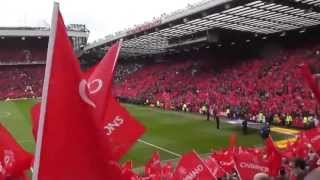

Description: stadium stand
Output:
[0,36,47,100]
[0,26,88,100]
[113,41,320,129]
[0,65,44,99]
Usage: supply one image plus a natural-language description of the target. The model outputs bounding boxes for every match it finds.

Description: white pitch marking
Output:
[138,139,181,157]
[0,112,11,118]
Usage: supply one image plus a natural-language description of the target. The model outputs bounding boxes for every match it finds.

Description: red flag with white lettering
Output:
[172,151,214,180]
[234,150,269,180]
[211,149,235,173]
[0,124,33,178]
[204,157,226,178]
[33,5,123,179]
[99,96,145,161]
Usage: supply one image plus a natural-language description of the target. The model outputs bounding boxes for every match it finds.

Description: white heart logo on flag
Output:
[79,79,103,108]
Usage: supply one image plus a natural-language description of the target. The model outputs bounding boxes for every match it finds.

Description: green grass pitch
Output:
[0,99,286,168]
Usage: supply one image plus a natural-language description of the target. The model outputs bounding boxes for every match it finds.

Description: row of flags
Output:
[139,127,320,180]
[2,118,320,180]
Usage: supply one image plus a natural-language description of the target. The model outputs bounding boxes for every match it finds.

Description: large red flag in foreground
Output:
[172,151,214,180]
[31,96,145,162]
[32,4,122,179]
[0,124,33,178]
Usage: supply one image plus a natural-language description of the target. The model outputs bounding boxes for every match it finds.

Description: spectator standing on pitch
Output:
[206,105,210,121]
[242,119,248,135]
[216,114,220,129]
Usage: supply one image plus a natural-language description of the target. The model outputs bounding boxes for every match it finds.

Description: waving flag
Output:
[234,150,269,180]
[32,4,122,179]
[204,157,226,178]
[172,151,214,180]
[0,124,33,178]
[265,136,281,177]
[162,161,174,179]
[211,149,235,173]
[145,151,161,177]
[80,41,121,122]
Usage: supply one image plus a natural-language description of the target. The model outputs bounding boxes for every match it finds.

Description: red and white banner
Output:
[204,157,226,178]
[211,149,235,174]
[234,151,269,180]
[172,151,214,180]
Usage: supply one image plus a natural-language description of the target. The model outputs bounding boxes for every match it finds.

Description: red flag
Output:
[172,151,214,180]
[33,6,122,179]
[162,161,173,180]
[234,151,269,180]
[96,96,145,161]
[0,124,33,178]
[229,133,237,151]
[145,151,161,177]
[301,63,320,103]
[265,136,282,177]
[122,160,133,170]
[80,42,121,122]
[30,103,40,141]
[121,168,139,180]
[78,36,144,162]
[211,149,235,173]
[304,127,320,151]
[204,157,226,178]
[121,161,139,180]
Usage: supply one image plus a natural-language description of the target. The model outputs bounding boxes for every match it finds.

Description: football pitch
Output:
[0,99,287,168]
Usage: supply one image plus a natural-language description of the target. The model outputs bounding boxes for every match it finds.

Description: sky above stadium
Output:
[1,0,201,42]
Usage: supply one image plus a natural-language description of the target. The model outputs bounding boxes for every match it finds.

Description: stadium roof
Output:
[82,0,320,57]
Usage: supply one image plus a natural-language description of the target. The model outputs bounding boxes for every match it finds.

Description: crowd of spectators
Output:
[0,38,47,63]
[113,44,320,129]
[114,62,144,82]
[0,65,44,100]
[0,48,46,63]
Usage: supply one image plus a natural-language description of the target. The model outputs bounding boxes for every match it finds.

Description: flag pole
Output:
[32,2,59,180]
